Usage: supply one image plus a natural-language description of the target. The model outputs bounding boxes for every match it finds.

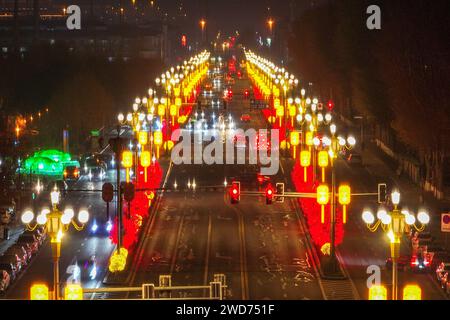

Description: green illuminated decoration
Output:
[17,149,79,177]
[33,149,71,163]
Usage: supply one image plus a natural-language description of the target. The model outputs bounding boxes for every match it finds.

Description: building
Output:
[0,0,169,62]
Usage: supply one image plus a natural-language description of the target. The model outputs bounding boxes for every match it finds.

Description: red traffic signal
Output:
[102,183,114,203]
[123,182,135,202]
[327,100,334,111]
[230,182,240,204]
[266,184,274,205]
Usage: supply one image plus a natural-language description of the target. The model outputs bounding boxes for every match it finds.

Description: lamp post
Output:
[267,18,274,35]
[116,113,127,249]
[200,19,206,46]
[362,190,430,300]
[21,190,89,300]
[316,124,356,273]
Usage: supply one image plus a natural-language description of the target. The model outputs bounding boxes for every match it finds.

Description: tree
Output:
[43,72,113,153]
[376,0,450,197]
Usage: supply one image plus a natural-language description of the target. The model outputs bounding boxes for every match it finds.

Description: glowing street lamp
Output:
[317,184,330,224]
[318,150,329,182]
[267,18,274,34]
[300,150,311,182]
[369,285,387,300]
[122,150,133,183]
[200,19,206,42]
[30,284,49,300]
[140,151,151,182]
[290,131,300,159]
[362,190,429,300]
[338,185,351,223]
[403,285,422,300]
[21,191,89,300]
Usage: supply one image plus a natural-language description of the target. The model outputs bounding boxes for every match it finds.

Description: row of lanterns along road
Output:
[243,50,430,300]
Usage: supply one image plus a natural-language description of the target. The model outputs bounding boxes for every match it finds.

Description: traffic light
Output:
[378,183,387,204]
[102,183,114,203]
[265,184,274,205]
[327,100,334,111]
[123,182,135,202]
[230,182,240,204]
[275,183,285,203]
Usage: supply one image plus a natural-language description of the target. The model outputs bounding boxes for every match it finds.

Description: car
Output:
[0,254,22,274]
[410,253,431,272]
[347,153,363,166]
[412,237,434,253]
[4,245,29,265]
[257,173,271,185]
[412,231,434,242]
[0,206,13,225]
[16,234,40,252]
[23,226,47,242]
[0,197,15,224]
[425,244,447,261]
[0,263,16,282]
[15,242,38,258]
[430,252,450,271]
[84,157,107,174]
[436,262,450,286]
[256,133,271,151]
[0,269,11,293]
[15,241,37,257]
[95,154,114,169]
[233,132,247,148]
[63,166,80,181]
[386,256,410,271]
[445,278,450,296]
[87,166,106,181]
[240,114,251,122]
[89,218,113,236]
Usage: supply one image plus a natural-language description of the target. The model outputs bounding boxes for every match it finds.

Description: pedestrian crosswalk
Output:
[320,279,359,300]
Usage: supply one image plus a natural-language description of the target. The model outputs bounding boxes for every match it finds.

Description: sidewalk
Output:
[361,138,450,249]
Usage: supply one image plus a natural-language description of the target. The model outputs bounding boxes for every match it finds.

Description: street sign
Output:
[377,183,387,204]
[275,183,285,203]
[441,213,450,232]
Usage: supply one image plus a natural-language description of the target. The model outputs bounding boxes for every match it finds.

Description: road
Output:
[3,173,116,299]
[3,50,447,301]
[334,147,448,300]
[110,58,325,300]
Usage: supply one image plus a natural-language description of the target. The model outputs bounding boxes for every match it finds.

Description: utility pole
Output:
[13,0,19,52]
[110,126,124,249]
[33,0,40,41]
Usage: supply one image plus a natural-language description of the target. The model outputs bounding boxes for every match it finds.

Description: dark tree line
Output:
[0,43,163,154]
[288,0,450,197]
